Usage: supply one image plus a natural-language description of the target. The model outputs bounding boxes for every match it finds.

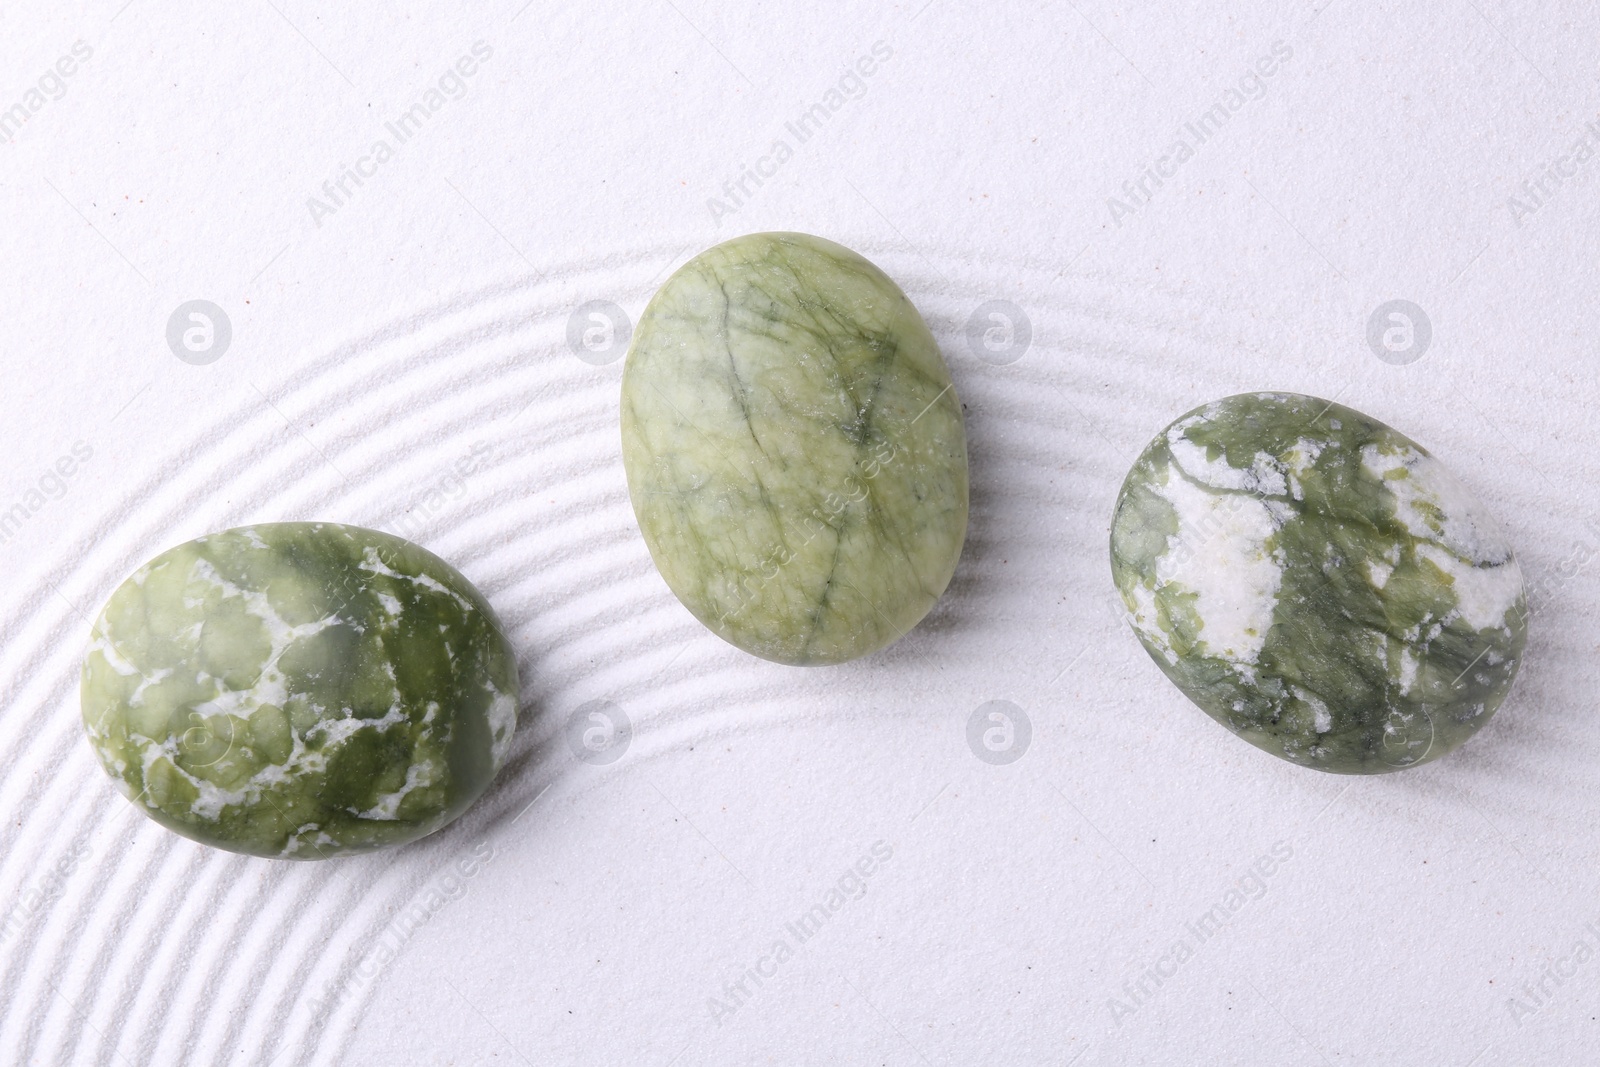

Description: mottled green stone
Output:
[621,232,968,665]
[81,523,518,858]
[1110,392,1527,774]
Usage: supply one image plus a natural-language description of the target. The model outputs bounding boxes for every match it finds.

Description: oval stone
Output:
[621,232,968,665]
[1110,392,1527,773]
[81,523,519,858]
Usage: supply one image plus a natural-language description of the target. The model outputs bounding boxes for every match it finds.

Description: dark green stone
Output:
[81,523,518,858]
[1110,392,1527,774]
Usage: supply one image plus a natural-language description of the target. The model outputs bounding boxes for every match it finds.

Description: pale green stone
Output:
[81,523,518,858]
[1110,392,1527,774]
[621,232,968,665]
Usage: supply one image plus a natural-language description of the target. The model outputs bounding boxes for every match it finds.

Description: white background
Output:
[2,0,1599,1064]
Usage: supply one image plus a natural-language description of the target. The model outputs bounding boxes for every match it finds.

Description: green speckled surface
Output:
[1111,392,1527,773]
[621,232,968,665]
[81,522,518,858]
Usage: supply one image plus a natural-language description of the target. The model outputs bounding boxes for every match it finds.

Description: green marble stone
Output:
[1110,392,1527,774]
[621,232,968,665]
[81,523,518,858]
